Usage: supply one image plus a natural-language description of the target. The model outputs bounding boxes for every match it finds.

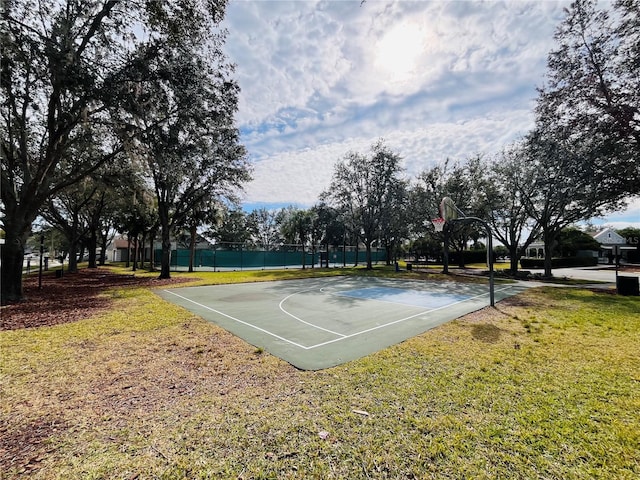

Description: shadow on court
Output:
[156,276,529,370]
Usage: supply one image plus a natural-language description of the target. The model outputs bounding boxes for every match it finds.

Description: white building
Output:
[591,227,634,264]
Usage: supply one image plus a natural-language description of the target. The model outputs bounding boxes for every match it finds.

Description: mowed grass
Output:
[1,269,639,479]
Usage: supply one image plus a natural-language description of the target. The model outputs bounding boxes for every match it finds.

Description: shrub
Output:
[449,250,491,265]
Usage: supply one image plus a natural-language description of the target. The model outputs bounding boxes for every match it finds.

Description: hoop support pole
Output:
[449,216,495,307]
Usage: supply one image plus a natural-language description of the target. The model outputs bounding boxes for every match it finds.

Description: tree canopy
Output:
[1,0,249,301]
[323,141,405,269]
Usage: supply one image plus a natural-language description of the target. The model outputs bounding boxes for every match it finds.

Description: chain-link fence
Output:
[154,243,386,271]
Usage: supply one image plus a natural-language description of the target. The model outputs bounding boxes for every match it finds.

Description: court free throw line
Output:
[279,288,347,338]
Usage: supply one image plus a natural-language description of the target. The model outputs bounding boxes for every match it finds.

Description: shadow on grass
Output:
[471,323,502,343]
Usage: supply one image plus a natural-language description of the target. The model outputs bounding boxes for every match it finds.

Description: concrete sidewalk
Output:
[527,265,639,284]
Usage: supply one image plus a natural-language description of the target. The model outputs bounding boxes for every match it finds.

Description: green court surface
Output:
[156,276,528,370]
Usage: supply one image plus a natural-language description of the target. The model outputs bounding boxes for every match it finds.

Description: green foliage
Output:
[449,249,490,265]
[323,141,406,269]
[555,227,601,256]
[536,0,640,200]
[617,227,640,247]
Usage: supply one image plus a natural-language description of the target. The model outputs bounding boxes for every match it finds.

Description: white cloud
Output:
[590,198,640,229]
[224,0,634,221]
[242,108,535,207]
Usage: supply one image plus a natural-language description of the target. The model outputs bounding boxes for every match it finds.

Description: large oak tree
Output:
[537,0,640,200]
[119,32,249,279]
[1,0,143,303]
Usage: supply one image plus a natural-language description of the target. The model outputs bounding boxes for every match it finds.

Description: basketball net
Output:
[431,217,445,232]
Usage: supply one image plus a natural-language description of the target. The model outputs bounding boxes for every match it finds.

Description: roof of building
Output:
[592,227,626,245]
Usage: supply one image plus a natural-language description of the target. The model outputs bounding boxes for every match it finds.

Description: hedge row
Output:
[449,250,491,264]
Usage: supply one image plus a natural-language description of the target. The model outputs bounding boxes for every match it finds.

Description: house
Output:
[107,235,154,263]
[108,236,132,262]
[590,227,634,264]
[592,227,626,247]
[107,233,216,265]
[524,227,630,263]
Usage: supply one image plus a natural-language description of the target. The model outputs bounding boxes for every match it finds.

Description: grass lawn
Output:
[1,267,639,479]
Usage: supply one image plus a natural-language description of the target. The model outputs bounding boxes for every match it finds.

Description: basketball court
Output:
[156,276,528,370]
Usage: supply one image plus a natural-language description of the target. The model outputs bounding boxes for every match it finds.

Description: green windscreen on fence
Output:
[154,246,386,270]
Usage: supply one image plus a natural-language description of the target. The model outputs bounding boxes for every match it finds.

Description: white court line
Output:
[162,289,312,349]
[306,285,515,349]
[279,289,346,337]
[163,284,515,351]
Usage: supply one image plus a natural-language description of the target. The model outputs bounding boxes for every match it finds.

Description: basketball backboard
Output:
[439,197,459,221]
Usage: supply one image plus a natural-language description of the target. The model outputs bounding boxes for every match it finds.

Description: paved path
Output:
[527,265,639,284]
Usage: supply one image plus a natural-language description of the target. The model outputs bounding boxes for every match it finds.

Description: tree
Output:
[520,130,617,277]
[616,226,640,262]
[527,0,640,277]
[310,203,343,266]
[413,158,486,271]
[278,206,313,269]
[555,227,601,257]
[378,180,409,265]
[249,208,280,249]
[617,227,640,246]
[485,143,540,273]
[118,4,250,279]
[182,198,222,273]
[537,0,640,203]
[324,141,404,269]
[409,236,442,263]
[40,178,96,273]
[1,0,146,303]
[212,207,253,246]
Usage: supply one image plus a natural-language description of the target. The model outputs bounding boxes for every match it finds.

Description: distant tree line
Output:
[2,0,639,303]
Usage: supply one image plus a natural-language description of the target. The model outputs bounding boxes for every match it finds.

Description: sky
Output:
[221,0,639,229]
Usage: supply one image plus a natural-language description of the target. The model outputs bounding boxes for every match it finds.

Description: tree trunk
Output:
[99,230,108,265]
[542,228,556,277]
[189,224,197,273]
[126,236,131,268]
[543,243,553,277]
[442,230,450,274]
[342,235,346,267]
[457,247,466,269]
[509,245,519,272]
[67,237,80,274]
[365,241,372,269]
[131,236,138,272]
[0,225,30,304]
[325,241,330,268]
[159,222,171,279]
[149,230,157,271]
[139,233,146,269]
[88,228,98,268]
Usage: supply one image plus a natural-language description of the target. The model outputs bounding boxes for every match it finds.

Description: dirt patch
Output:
[1,268,193,331]
[471,323,502,343]
[0,415,68,476]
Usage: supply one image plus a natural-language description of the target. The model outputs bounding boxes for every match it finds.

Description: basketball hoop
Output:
[431,217,445,232]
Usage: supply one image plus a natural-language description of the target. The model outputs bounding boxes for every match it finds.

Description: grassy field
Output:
[1,267,639,479]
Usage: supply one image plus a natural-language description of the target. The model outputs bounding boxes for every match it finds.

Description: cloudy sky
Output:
[222,0,638,228]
